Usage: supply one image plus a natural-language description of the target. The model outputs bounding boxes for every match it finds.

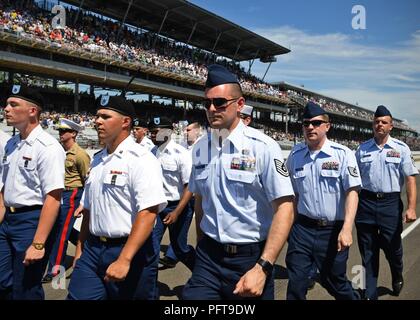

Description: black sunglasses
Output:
[58,129,74,133]
[202,97,239,110]
[302,120,328,128]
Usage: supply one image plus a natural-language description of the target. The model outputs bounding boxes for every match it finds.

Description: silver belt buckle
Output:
[318,219,328,227]
[225,244,237,254]
[376,192,385,199]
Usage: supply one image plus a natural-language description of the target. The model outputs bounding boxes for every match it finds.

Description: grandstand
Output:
[0,0,418,150]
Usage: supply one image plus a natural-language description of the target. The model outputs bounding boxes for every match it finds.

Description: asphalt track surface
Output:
[44,162,420,300]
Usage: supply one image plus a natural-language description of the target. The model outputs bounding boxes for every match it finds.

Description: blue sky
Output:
[190,0,420,131]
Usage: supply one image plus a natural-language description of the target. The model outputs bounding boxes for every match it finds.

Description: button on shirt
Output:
[286,139,361,221]
[82,137,167,238]
[189,121,294,244]
[356,137,419,193]
[2,125,65,207]
[151,140,191,201]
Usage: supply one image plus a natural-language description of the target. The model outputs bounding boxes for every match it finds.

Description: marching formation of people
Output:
[0,65,418,300]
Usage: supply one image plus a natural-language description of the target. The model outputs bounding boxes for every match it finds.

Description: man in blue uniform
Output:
[355,105,418,300]
[0,85,65,299]
[183,64,295,300]
[286,102,361,300]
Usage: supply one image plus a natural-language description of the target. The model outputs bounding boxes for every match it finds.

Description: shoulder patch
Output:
[274,159,289,177]
[348,166,359,178]
[37,132,55,146]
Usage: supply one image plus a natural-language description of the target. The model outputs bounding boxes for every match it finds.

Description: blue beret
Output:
[205,64,239,88]
[97,95,135,119]
[9,84,44,108]
[148,116,173,129]
[374,105,392,118]
[302,102,326,119]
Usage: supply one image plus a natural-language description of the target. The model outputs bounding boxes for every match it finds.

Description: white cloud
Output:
[245,26,420,131]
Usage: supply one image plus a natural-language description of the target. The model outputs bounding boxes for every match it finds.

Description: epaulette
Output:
[391,137,408,148]
[243,126,270,145]
[37,131,56,147]
[291,142,307,154]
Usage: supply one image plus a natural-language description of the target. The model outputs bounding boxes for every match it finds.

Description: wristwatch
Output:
[257,258,273,276]
[32,242,45,250]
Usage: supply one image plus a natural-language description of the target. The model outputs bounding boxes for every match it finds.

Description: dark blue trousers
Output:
[183,235,274,300]
[153,200,196,270]
[139,200,196,299]
[45,188,83,277]
[355,193,403,300]
[0,208,54,300]
[67,233,156,300]
[286,220,359,300]
[163,198,195,263]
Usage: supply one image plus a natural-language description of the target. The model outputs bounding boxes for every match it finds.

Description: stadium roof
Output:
[63,0,290,61]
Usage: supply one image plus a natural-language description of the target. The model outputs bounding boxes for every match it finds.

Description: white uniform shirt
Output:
[82,136,167,238]
[0,130,11,190]
[189,121,294,243]
[151,140,191,202]
[2,125,65,207]
[140,136,155,151]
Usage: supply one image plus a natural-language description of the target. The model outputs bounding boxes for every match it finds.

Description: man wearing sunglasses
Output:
[285,102,361,300]
[183,64,295,300]
[42,118,90,284]
[355,105,418,300]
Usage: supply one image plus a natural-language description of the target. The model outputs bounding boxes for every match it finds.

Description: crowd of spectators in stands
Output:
[0,1,283,99]
[0,1,417,149]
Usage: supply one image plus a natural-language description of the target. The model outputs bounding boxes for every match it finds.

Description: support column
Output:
[74,79,79,113]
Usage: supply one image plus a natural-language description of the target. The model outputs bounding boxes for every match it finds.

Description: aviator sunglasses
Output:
[202,97,240,110]
[302,120,328,128]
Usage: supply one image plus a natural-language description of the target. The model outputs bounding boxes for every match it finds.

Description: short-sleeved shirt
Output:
[65,142,91,188]
[286,139,361,221]
[189,120,294,244]
[82,136,167,238]
[2,125,65,207]
[355,136,419,193]
[0,130,11,190]
[151,140,191,201]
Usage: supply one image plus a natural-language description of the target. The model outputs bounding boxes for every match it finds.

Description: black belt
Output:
[297,214,342,228]
[6,205,43,214]
[90,234,128,245]
[360,189,400,200]
[203,235,265,255]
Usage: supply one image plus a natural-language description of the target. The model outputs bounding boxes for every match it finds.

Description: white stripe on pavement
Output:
[402,218,420,239]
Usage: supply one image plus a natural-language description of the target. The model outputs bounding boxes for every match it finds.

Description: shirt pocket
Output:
[161,160,177,172]
[385,156,401,176]
[292,170,307,193]
[320,170,340,193]
[103,173,128,188]
[223,168,257,206]
[359,156,373,176]
[65,159,76,170]
[18,158,37,186]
